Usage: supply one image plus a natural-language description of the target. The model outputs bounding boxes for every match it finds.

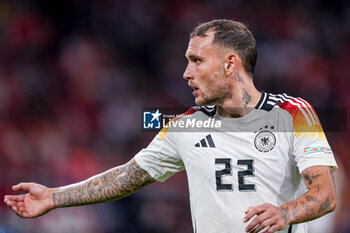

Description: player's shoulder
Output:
[158,105,215,138]
[257,92,312,110]
[257,92,319,126]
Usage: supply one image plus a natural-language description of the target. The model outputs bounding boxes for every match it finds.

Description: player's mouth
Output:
[188,83,199,96]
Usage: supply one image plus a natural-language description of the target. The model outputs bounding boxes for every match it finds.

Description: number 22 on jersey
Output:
[215,158,256,191]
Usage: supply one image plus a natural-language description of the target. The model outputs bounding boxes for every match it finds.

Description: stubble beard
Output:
[195,94,220,106]
[195,80,230,106]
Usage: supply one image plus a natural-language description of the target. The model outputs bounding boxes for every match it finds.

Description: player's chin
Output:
[195,97,205,106]
[195,99,212,106]
[195,96,214,106]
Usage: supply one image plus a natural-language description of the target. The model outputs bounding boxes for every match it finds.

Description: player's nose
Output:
[183,65,194,80]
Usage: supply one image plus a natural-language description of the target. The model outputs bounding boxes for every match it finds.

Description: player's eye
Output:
[193,58,201,64]
[186,55,202,64]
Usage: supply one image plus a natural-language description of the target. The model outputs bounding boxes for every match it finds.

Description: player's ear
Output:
[224,54,238,76]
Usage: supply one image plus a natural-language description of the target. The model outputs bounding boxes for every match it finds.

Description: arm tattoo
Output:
[318,197,330,213]
[303,203,316,220]
[305,195,320,203]
[242,88,251,108]
[281,166,336,225]
[52,159,155,208]
[302,173,320,185]
[280,205,290,225]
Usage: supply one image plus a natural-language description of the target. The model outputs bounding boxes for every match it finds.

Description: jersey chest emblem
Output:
[254,130,276,152]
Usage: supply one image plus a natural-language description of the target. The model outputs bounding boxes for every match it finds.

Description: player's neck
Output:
[217,76,261,118]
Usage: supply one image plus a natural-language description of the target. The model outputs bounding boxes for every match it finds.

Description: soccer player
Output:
[4,19,337,233]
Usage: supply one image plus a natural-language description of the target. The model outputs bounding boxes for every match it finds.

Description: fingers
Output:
[4,183,32,206]
[10,205,29,218]
[243,204,265,223]
[4,196,24,206]
[4,194,27,216]
[265,225,279,233]
[4,194,25,212]
[251,218,276,233]
[5,198,23,215]
[4,195,23,207]
[244,204,284,233]
[4,196,31,218]
[245,210,272,233]
[4,194,25,202]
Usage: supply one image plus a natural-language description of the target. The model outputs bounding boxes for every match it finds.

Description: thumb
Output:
[12,182,33,192]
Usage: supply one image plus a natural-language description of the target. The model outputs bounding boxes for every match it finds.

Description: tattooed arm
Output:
[4,159,155,218]
[244,166,336,233]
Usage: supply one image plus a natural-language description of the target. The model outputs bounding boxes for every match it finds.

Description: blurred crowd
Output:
[0,0,349,232]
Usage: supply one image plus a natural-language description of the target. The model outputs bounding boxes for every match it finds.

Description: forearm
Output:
[279,167,336,225]
[51,159,155,208]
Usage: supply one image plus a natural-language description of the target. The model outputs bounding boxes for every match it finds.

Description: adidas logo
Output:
[195,134,216,148]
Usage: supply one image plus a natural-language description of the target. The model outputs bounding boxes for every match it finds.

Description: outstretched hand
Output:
[4,182,54,218]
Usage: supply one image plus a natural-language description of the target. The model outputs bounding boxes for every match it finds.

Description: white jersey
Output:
[134,92,337,233]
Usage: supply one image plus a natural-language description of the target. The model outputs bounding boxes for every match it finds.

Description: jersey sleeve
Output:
[134,124,184,182]
[280,98,338,173]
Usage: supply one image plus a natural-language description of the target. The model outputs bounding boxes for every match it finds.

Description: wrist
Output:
[49,187,59,209]
[278,203,293,226]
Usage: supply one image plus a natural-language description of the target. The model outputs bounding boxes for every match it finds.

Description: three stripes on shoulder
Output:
[267,93,319,127]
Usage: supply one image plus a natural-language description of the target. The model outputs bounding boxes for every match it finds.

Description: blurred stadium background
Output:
[0,0,349,232]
